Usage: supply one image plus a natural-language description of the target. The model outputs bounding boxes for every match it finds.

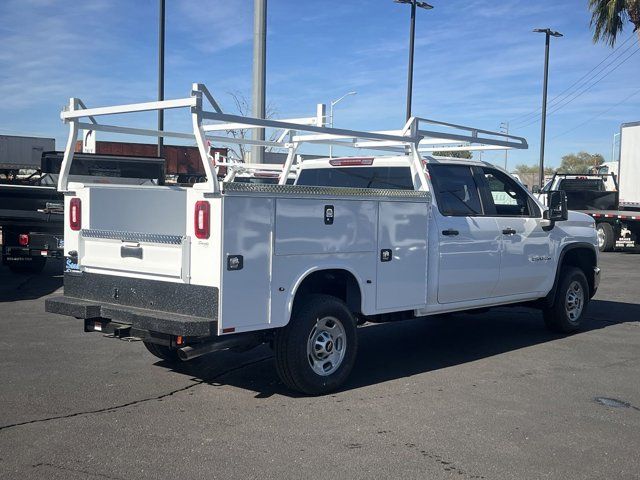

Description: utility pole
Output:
[500,122,509,170]
[252,0,267,163]
[157,0,165,158]
[329,91,357,158]
[533,28,562,188]
[394,0,433,121]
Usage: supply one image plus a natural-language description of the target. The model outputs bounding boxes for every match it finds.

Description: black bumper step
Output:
[45,296,217,337]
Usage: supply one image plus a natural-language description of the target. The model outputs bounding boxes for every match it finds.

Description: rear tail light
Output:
[194,201,210,239]
[329,157,374,166]
[69,198,82,231]
[18,234,29,246]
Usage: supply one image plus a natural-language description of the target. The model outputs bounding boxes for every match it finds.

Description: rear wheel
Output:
[596,222,614,252]
[543,267,589,333]
[143,341,181,363]
[274,294,357,395]
[7,257,46,274]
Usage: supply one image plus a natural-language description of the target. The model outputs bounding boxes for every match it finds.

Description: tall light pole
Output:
[394,0,433,121]
[157,0,165,158]
[252,0,267,163]
[500,121,509,170]
[329,91,357,158]
[533,28,562,188]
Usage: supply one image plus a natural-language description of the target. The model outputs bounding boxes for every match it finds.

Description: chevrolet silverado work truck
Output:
[46,85,600,394]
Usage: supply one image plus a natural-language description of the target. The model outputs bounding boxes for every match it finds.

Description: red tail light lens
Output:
[194,201,210,239]
[69,198,82,231]
[18,234,29,246]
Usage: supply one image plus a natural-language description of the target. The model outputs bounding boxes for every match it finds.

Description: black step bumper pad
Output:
[45,272,218,337]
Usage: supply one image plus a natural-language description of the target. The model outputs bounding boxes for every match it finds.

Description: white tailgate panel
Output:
[220,196,274,333]
[275,198,376,255]
[81,237,186,279]
[89,187,186,235]
[376,201,428,310]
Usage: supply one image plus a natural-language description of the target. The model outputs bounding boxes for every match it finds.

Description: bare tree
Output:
[223,92,279,161]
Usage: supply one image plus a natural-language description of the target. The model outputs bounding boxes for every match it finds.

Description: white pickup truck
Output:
[46,85,600,394]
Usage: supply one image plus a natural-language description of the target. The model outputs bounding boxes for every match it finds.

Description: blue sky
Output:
[0,0,638,169]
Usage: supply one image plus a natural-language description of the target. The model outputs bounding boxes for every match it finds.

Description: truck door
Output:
[477,167,554,296]
[427,164,501,304]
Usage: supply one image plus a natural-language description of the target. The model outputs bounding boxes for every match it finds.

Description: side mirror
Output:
[531,185,540,194]
[546,190,568,221]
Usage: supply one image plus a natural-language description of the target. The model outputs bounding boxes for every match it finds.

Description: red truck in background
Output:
[75,140,227,184]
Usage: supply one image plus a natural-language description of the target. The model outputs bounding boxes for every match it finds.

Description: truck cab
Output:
[296,155,599,308]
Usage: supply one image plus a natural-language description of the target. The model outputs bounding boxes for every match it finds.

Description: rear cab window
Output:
[296,166,414,190]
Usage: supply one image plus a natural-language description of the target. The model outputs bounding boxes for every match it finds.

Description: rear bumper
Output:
[45,272,218,337]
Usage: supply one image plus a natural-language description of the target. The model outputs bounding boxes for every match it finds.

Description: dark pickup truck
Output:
[1,152,165,273]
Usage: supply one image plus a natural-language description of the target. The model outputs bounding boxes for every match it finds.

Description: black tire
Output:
[596,222,614,252]
[543,266,589,333]
[143,341,182,363]
[7,257,46,274]
[274,294,358,395]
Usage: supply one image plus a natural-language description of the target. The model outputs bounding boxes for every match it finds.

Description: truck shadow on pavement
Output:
[166,299,639,398]
[0,261,63,303]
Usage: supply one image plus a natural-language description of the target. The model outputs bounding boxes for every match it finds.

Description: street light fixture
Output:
[533,28,563,188]
[394,0,433,121]
[329,91,357,158]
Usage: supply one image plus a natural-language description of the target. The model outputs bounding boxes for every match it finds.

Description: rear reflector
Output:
[18,234,29,246]
[194,201,210,239]
[329,157,374,166]
[69,198,82,231]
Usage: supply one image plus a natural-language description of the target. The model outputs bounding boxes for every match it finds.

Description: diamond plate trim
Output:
[221,182,431,199]
[81,229,185,245]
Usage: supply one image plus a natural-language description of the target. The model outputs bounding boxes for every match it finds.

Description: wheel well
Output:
[561,247,597,297]
[293,269,362,314]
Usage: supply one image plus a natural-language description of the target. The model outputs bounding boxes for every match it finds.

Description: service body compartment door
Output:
[219,195,274,333]
[274,198,376,255]
[376,201,428,310]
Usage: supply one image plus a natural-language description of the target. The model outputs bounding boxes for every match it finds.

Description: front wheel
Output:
[274,294,358,395]
[543,267,589,333]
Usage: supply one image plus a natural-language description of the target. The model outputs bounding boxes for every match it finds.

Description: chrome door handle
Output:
[502,228,516,235]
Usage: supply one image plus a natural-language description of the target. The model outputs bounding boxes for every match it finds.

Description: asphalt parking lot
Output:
[0,253,639,480]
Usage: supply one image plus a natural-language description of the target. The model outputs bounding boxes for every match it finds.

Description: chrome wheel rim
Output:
[307,316,346,376]
[596,226,605,249]
[565,280,585,323]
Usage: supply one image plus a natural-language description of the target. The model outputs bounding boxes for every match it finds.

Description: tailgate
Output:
[68,185,193,282]
[80,229,189,280]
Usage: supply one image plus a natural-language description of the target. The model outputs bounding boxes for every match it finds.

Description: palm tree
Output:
[588,0,640,46]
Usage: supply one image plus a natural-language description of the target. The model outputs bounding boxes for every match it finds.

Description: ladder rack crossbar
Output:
[57,82,528,194]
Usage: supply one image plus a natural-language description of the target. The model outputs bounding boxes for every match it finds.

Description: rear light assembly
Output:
[69,198,82,231]
[18,234,29,246]
[329,157,374,166]
[194,201,210,239]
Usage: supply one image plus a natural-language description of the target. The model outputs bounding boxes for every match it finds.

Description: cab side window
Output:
[481,168,534,217]
[427,164,483,216]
